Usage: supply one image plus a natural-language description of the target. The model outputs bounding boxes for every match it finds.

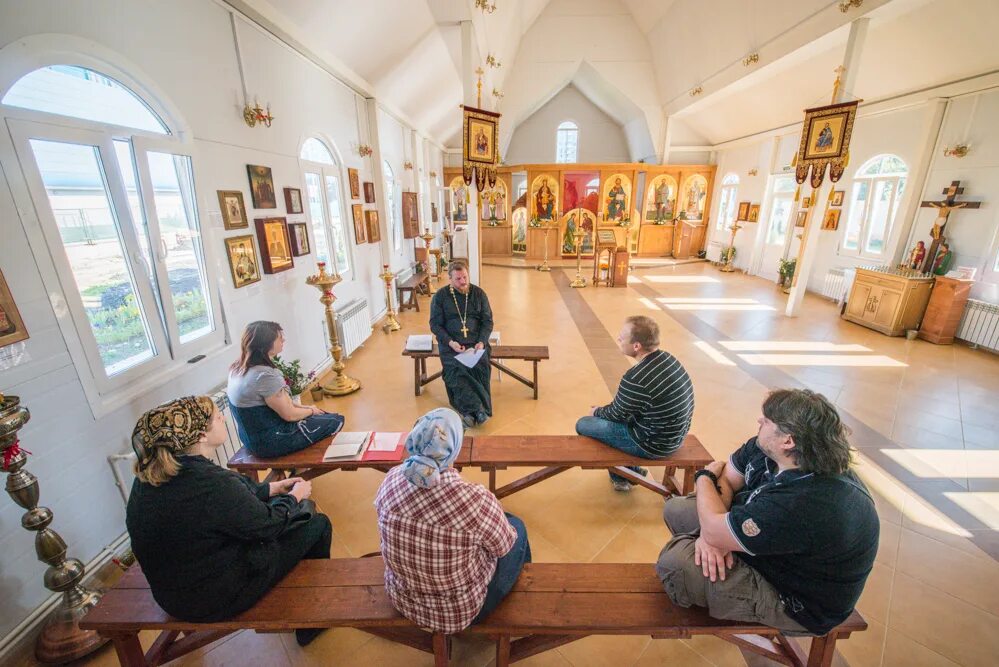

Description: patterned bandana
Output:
[400,408,463,488]
[131,396,215,470]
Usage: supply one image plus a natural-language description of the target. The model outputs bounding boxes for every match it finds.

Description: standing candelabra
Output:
[537,225,552,272]
[442,228,453,265]
[720,223,742,273]
[0,393,107,663]
[379,263,402,332]
[570,228,587,288]
[305,263,361,396]
[419,229,438,292]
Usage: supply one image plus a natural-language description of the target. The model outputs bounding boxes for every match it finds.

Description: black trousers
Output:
[268,513,333,587]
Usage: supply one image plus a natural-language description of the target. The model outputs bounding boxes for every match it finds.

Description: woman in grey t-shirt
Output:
[226,321,344,457]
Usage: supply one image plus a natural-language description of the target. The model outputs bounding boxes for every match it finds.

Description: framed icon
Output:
[254,217,294,273]
[246,164,277,209]
[288,222,311,256]
[218,190,248,230]
[284,187,304,214]
[224,235,261,288]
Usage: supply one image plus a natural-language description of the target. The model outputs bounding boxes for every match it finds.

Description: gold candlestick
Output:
[379,263,402,332]
[305,263,361,396]
[429,248,443,284]
[0,395,107,662]
[420,229,437,292]
[570,228,587,288]
[537,225,552,272]
[720,223,742,273]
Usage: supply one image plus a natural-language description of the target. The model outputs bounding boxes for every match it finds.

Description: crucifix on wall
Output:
[919,180,981,274]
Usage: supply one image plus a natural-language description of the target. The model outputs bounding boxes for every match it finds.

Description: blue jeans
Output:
[473,513,531,623]
[575,416,661,484]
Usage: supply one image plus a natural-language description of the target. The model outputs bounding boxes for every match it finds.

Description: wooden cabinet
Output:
[637,224,673,256]
[526,226,559,261]
[842,269,934,336]
[673,222,706,259]
[481,225,512,257]
[918,277,973,344]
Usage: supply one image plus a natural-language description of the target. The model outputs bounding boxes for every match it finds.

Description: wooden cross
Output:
[919,181,981,273]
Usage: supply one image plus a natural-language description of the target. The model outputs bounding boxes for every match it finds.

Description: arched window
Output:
[556,121,578,163]
[384,161,401,252]
[300,138,352,276]
[841,154,908,259]
[716,173,740,231]
[3,64,223,401]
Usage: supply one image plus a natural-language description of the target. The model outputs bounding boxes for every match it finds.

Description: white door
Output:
[758,176,796,282]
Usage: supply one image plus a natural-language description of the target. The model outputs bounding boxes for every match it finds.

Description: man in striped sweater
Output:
[575,316,695,492]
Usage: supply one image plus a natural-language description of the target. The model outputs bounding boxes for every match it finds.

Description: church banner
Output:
[462,105,500,190]
[793,100,859,188]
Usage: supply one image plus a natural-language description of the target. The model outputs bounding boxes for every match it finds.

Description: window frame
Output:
[2,68,224,414]
[839,155,908,261]
[715,173,739,231]
[299,138,353,278]
[556,121,579,163]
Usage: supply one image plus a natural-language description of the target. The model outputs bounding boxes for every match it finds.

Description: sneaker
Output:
[461,413,476,429]
[295,628,325,647]
[475,411,489,425]
[611,479,633,492]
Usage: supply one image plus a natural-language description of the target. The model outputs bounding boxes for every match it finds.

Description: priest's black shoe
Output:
[461,413,476,428]
[475,411,489,425]
[295,628,325,647]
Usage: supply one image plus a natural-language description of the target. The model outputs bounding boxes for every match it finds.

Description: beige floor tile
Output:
[633,635,717,666]
[895,527,999,615]
[856,561,894,624]
[278,627,374,666]
[882,628,961,667]
[834,617,887,667]
[172,629,291,667]
[554,635,652,667]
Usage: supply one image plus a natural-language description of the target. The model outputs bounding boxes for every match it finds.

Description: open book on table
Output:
[323,431,371,461]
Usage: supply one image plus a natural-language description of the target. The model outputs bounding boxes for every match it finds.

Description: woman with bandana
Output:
[374,408,531,633]
[126,396,332,646]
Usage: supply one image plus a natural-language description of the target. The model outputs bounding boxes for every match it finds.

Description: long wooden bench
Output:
[472,434,712,498]
[80,558,866,667]
[397,271,431,312]
[228,434,712,499]
[402,342,550,399]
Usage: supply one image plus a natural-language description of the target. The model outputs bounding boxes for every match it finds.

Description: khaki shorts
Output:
[656,495,807,634]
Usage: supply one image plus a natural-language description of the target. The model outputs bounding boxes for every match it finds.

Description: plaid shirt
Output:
[374,466,516,633]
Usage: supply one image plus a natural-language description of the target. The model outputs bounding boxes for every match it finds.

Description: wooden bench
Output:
[402,342,550,399]
[397,271,431,312]
[471,434,712,498]
[80,558,866,667]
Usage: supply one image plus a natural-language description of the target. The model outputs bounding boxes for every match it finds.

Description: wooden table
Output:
[402,343,550,399]
[471,434,712,499]
[228,434,711,499]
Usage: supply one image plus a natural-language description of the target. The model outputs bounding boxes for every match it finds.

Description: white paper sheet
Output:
[455,348,485,368]
[406,334,433,351]
[370,432,404,451]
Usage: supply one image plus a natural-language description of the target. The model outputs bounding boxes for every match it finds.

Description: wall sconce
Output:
[403,161,414,170]
[839,0,863,12]
[357,144,373,158]
[743,53,759,67]
[486,54,502,68]
[689,86,703,97]
[242,100,274,128]
[748,168,758,176]
[475,0,496,14]
[943,144,970,158]
[492,88,504,100]
[429,171,438,179]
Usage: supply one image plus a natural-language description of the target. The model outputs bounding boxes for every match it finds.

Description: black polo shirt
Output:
[726,437,879,635]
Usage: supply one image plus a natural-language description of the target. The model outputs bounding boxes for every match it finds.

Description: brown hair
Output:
[625,316,660,350]
[230,321,281,376]
[447,260,468,276]
[762,389,853,475]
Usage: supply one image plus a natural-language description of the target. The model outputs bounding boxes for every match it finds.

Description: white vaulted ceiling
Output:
[227,0,999,153]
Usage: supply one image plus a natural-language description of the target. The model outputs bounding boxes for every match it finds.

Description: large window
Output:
[764,176,797,246]
[556,121,578,163]
[841,154,908,259]
[384,160,401,252]
[300,138,351,276]
[4,65,222,400]
[716,173,739,231]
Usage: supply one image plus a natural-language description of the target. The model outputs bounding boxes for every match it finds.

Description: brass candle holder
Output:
[570,228,587,288]
[429,247,443,285]
[305,263,361,396]
[720,223,742,273]
[379,263,402,332]
[0,393,107,663]
[420,229,438,292]
[537,225,552,272]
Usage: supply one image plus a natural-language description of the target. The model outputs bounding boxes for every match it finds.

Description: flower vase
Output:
[310,386,325,402]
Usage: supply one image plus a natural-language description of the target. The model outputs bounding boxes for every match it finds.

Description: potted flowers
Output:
[778,258,797,292]
[272,355,315,404]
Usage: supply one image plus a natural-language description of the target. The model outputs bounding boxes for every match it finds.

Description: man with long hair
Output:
[657,389,879,640]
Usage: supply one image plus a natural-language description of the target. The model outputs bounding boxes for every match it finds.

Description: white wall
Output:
[505,85,630,164]
[0,0,440,638]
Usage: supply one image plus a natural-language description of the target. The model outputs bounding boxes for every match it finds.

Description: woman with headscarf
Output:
[374,408,531,634]
[227,321,344,458]
[126,396,332,646]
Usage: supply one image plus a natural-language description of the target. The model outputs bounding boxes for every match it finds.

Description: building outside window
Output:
[840,154,908,260]
[556,121,578,163]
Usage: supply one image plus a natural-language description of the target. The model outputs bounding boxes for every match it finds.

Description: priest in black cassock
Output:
[429,260,494,428]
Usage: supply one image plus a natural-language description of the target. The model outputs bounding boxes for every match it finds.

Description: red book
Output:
[361,432,408,462]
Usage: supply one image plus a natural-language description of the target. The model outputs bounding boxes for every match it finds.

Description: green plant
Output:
[720,246,736,263]
[272,355,316,395]
[778,258,797,285]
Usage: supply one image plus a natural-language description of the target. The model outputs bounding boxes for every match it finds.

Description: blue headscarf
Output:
[400,408,463,488]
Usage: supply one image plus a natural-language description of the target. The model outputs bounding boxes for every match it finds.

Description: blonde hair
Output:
[133,401,216,486]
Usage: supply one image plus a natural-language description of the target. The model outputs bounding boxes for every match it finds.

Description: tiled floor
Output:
[54,263,999,666]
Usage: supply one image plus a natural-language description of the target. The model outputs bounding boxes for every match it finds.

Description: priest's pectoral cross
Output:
[461,325,469,338]
[919,181,981,273]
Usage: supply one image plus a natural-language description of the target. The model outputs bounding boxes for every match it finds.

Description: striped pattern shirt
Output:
[374,467,517,633]
[594,349,694,456]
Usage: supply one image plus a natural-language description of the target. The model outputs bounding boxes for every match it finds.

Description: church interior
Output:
[1,0,998,665]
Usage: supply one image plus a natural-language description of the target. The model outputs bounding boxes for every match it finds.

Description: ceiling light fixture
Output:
[743,53,759,67]
[839,0,863,12]
[690,86,703,97]
[475,0,496,14]
[492,88,504,99]
[943,144,970,158]
[486,54,502,68]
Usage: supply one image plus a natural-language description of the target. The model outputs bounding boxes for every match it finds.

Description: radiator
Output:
[335,298,372,358]
[822,268,848,302]
[107,389,243,503]
[706,240,723,263]
[957,299,999,353]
